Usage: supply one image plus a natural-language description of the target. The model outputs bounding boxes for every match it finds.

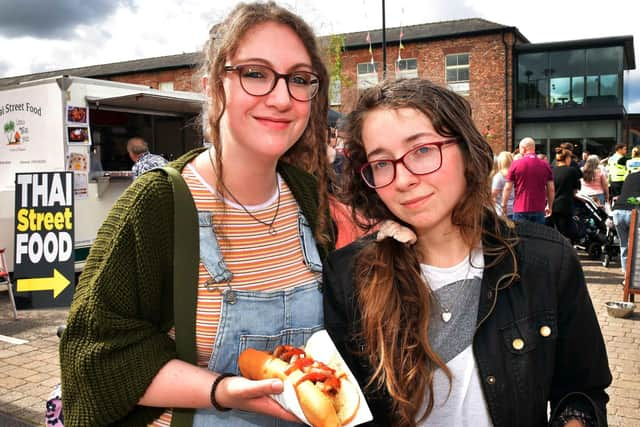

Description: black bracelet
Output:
[551,406,595,427]
[210,373,235,411]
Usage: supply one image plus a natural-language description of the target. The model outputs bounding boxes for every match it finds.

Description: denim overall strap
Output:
[198,211,233,284]
[298,212,322,272]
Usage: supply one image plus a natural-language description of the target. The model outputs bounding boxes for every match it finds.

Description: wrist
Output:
[210,373,235,411]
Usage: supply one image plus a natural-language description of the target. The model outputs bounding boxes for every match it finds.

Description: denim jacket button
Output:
[486,376,496,385]
[512,338,525,350]
[539,325,551,337]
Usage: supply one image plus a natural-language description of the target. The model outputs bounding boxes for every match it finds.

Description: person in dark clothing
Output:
[323,79,610,427]
[551,142,582,177]
[552,147,582,240]
[612,171,640,273]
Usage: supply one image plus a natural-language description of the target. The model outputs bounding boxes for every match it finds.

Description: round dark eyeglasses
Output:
[224,64,320,102]
[359,138,458,189]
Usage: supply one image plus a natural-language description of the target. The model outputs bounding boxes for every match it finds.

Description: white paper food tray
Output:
[270,330,373,426]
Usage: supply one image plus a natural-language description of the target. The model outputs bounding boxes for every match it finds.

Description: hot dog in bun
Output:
[238,344,360,427]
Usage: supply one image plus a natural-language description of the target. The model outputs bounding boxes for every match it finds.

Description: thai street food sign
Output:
[13,171,75,307]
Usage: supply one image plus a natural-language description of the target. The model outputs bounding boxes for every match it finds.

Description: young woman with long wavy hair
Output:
[322,78,611,427]
[60,3,334,425]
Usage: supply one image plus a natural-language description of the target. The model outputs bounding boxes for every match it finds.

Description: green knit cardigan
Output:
[59,148,334,426]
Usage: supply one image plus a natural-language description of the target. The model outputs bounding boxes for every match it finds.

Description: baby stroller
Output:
[572,192,619,267]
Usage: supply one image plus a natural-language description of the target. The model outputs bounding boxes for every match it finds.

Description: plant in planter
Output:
[4,120,16,144]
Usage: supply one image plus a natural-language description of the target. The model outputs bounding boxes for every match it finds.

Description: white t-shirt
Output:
[417,247,493,427]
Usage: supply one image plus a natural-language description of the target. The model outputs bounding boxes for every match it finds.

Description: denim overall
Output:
[193,210,324,426]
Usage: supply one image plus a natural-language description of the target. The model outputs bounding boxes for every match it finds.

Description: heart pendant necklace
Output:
[429,260,472,323]
[432,291,456,323]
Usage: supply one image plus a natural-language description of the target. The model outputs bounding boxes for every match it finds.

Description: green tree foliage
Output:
[327,34,351,87]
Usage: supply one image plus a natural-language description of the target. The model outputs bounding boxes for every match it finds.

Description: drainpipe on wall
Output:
[502,30,511,151]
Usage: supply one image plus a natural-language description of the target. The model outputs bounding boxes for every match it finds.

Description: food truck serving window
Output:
[86,94,204,176]
[86,93,204,115]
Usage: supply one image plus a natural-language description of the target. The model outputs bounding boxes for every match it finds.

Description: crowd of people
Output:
[491,137,640,277]
[57,2,613,427]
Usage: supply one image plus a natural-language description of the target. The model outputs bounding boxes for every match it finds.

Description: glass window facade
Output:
[516,46,623,111]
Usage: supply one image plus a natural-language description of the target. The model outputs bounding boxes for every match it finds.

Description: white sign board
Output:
[0,83,65,191]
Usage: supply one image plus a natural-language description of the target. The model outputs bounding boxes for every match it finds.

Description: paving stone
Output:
[6,368,38,380]
[1,377,26,390]
[1,252,639,426]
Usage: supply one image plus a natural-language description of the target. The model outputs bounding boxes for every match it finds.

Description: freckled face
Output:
[361,107,467,237]
[220,21,313,163]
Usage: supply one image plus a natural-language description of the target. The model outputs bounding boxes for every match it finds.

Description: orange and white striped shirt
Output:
[151,163,319,426]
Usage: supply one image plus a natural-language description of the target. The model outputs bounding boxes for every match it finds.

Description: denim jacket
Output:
[322,219,611,427]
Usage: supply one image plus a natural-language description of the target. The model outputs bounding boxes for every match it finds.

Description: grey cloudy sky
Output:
[0,0,638,111]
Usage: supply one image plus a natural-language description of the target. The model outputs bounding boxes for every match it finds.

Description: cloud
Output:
[293,0,477,36]
[0,0,134,39]
[626,71,640,113]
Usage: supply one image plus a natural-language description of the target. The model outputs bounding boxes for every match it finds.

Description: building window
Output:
[516,46,623,112]
[395,58,418,79]
[445,53,469,95]
[516,52,548,110]
[357,62,379,90]
[329,78,342,106]
[158,81,174,91]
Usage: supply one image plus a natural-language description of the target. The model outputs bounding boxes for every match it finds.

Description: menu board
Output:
[623,209,640,302]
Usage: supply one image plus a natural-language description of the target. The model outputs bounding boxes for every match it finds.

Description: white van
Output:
[0,76,205,273]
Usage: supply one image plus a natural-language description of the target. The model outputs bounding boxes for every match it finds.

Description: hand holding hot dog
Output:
[239,345,360,427]
[213,375,302,422]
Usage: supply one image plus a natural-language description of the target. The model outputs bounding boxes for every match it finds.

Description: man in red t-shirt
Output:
[502,137,555,224]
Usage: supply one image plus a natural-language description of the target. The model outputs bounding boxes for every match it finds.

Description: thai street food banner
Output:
[13,171,75,308]
[0,82,65,191]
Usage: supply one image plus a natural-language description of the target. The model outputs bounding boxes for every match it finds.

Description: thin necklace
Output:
[208,148,281,235]
[427,257,473,323]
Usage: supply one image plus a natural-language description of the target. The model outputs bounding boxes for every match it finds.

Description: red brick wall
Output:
[334,32,516,153]
[96,32,518,154]
[106,67,201,92]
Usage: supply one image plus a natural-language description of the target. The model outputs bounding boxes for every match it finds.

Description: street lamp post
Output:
[382,0,387,79]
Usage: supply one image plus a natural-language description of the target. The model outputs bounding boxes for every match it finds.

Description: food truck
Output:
[0,76,206,274]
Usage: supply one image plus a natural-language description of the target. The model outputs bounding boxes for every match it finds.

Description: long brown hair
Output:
[341,78,515,426]
[582,154,601,182]
[201,1,331,243]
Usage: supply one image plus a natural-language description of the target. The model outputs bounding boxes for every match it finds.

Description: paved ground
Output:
[0,252,638,426]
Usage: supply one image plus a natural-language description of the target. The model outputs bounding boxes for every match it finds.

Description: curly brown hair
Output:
[201,1,331,244]
[340,78,516,426]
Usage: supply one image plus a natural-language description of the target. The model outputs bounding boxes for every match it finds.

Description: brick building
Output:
[0,18,634,156]
[329,18,527,153]
[0,52,202,92]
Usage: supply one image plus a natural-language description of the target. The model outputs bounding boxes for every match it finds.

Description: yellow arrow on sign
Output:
[17,269,71,298]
